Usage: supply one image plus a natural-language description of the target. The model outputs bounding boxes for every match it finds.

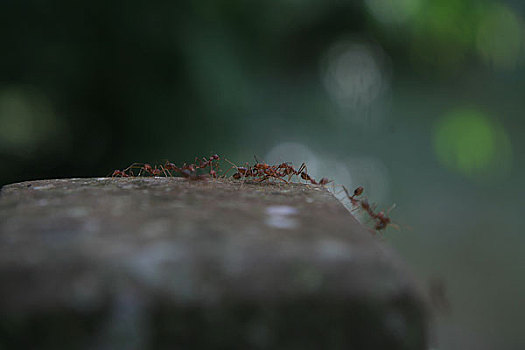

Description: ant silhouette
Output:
[341,185,397,232]
[109,155,397,236]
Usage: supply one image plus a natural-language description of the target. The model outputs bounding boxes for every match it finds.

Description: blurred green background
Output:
[1,0,523,348]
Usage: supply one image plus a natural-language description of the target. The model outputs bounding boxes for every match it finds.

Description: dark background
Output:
[1,0,524,348]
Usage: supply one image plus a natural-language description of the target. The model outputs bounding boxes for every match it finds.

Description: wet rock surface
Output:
[0,178,427,349]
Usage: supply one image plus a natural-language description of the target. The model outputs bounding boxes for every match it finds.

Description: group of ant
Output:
[225,158,331,186]
[110,154,220,180]
[110,154,396,233]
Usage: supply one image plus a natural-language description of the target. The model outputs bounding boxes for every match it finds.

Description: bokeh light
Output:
[433,108,512,179]
[476,3,524,70]
[321,40,389,111]
[365,0,421,25]
[409,0,475,71]
[0,86,66,156]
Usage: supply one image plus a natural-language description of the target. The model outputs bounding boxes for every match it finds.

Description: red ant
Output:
[224,159,251,180]
[276,162,297,181]
[111,169,130,177]
[342,185,395,232]
[342,185,363,206]
[138,163,169,177]
[373,211,390,230]
[195,154,219,169]
[297,163,318,185]
[109,162,144,177]
[200,154,220,178]
[163,161,180,176]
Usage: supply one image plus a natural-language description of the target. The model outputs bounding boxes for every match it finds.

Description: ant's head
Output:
[354,186,364,197]
[211,154,220,160]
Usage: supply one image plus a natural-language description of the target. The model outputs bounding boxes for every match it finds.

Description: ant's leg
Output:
[211,159,218,175]
[125,163,145,177]
[297,163,310,183]
[212,161,223,178]
[266,169,289,184]
[386,203,397,215]
[274,176,289,184]
[221,165,236,178]
[222,159,239,178]
[254,176,270,183]
[208,159,218,177]
[389,223,401,231]
[296,163,306,176]
[164,165,175,177]
[160,165,171,177]
[341,185,352,198]
[124,163,143,173]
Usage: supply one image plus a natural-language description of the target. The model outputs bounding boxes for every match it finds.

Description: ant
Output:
[224,159,252,180]
[138,163,169,177]
[195,154,219,169]
[255,157,298,183]
[276,162,297,181]
[342,185,395,232]
[111,169,130,177]
[300,172,317,184]
[163,161,180,176]
[166,155,218,179]
[342,185,363,206]
[250,156,278,180]
[374,213,389,230]
[296,163,318,185]
[199,154,220,178]
[109,162,143,177]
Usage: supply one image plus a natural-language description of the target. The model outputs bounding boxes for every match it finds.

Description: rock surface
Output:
[0,178,427,349]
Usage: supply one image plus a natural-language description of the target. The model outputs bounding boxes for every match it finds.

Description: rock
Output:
[0,178,427,349]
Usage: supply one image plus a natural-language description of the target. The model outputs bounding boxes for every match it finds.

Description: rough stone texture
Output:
[0,178,427,349]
